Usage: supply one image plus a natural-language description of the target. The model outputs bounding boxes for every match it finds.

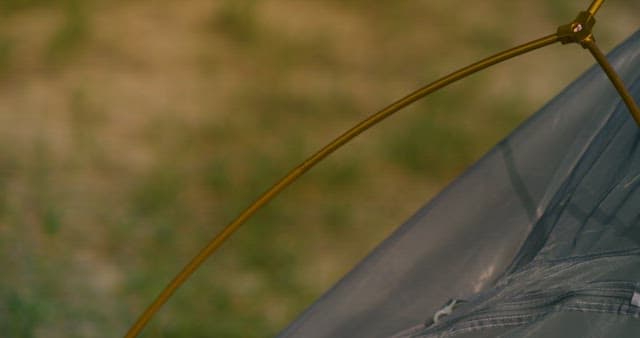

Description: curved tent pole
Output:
[123,33,560,338]
[125,0,640,336]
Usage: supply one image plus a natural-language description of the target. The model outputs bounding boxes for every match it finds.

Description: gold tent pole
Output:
[557,0,640,126]
[124,33,560,338]
[583,38,640,125]
[126,1,640,336]
[587,0,605,16]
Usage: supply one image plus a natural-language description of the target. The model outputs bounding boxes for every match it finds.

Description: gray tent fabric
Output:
[278,29,640,338]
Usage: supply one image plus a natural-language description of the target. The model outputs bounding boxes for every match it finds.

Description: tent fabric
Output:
[278,29,640,338]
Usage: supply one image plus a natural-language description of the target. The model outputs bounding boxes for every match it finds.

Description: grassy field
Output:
[0,0,638,337]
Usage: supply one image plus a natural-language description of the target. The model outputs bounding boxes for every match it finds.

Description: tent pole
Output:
[587,0,605,16]
[123,33,560,338]
[582,38,640,126]
[124,2,639,337]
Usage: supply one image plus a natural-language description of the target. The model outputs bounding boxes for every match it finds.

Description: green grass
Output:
[0,0,54,13]
[1,291,43,338]
[211,0,260,46]
[384,90,474,179]
[0,36,12,76]
[46,0,90,66]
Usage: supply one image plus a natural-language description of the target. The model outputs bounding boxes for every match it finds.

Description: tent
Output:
[277,29,640,337]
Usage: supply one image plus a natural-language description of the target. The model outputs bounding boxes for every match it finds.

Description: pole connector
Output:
[557,11,596,47]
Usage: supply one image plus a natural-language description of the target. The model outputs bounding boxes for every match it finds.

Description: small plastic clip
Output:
[432,299,462,325]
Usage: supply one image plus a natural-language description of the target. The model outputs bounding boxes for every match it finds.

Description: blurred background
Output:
[0,0,638,337]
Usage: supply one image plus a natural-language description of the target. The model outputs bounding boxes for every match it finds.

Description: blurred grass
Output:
[0,1,638,337]
[212,0,259,46]
[45,0,89,65]
[0,34,11,76]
